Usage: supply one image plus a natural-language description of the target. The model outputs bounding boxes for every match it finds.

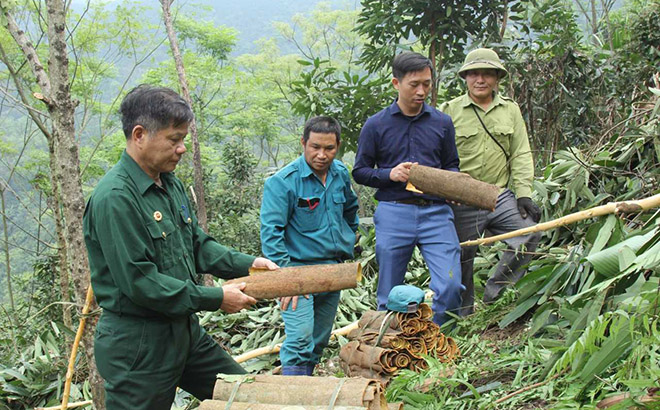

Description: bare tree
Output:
[160,0,209,232]
[0,0,105,406]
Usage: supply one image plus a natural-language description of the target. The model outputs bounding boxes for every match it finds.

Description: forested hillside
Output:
[0,0,658,408]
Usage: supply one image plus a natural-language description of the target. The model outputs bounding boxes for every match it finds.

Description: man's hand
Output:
[517,197,541,222]
[390,162,415,182]
[220,282,257,313]
[252,257,279,270]
[279,294,309,312]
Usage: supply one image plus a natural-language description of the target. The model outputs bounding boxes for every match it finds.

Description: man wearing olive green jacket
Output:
[440,48,541,315]
[83,85,277,409]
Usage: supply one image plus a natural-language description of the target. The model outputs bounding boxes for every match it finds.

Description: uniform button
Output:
[162,232,167,239]
[187,217,192,223]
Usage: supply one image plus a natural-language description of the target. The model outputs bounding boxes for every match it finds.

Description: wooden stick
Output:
[234,321,359,363]
[37,400,92,410]
[461,193,660,247]
[494,373,563,404]
[60,286,94,410]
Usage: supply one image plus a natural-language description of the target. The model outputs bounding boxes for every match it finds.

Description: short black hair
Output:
[120,84,193,139]
[302,116,341,144]
[392,51,435,80]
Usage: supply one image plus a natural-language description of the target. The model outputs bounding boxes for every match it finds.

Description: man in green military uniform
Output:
[440,48,541,315]
[83,85,277,409]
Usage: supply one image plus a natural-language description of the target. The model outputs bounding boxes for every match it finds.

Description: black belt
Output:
[393,198,440,206]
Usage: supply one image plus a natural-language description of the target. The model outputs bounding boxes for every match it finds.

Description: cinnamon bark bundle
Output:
[206,374,392,410]
[225,262,361,299]
[340,305,460,381]
[407,164,500,211]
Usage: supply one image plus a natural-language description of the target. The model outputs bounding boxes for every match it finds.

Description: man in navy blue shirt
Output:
[353,51,463,325]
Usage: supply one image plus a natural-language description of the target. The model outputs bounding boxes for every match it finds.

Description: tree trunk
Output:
[161,0,213,286]
[1,1,105,407]
[428,10,438,107]
[160,0,208,232]
[1,188,15,313]
[47,136,73,329]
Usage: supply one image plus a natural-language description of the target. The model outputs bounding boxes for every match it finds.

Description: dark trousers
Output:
[451,190,541,315]
[95,310,245,409]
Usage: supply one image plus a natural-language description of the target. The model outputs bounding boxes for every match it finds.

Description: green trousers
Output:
[94,310,245,409]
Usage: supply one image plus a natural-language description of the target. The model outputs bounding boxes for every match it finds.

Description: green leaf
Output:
[588,214,617,255]
[499,295,540,328]
[617,245,637,271]
[586,230,655,276]
[577,319,632,382]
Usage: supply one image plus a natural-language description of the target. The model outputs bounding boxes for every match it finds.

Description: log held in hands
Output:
[406,164,500,211]
[225,262,362,299]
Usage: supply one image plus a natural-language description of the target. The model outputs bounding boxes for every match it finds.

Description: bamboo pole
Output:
[234,321,359,363]
[461,193,660,247]
[60,286,95,410]
[36,400,92,410]
[226,262,362,300]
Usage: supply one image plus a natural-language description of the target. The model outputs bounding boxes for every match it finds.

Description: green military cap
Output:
[458,48,508,79]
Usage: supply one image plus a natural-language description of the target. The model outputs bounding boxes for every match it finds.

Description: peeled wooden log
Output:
[407,164,499,211]
[225,262,361,299]
[212,375,386,410]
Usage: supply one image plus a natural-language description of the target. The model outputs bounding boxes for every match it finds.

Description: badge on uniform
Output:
[153,211,163,222]
[297,197,320,210]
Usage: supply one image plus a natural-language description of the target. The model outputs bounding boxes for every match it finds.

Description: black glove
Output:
[517,197,541,222]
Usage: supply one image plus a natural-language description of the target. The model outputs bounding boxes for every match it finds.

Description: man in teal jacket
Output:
[84,85,277,409]
[260,116,359,376]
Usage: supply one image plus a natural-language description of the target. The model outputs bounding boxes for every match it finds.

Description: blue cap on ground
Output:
[386,285,425,313]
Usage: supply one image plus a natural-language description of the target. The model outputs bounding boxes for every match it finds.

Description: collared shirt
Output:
[352,100,460,202]
[83,150,255,319]
[260,155,359,267]
[440,93,534,198]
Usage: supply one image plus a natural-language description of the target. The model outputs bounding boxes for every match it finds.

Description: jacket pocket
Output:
[454,126,480,154]
[145,218,177,270]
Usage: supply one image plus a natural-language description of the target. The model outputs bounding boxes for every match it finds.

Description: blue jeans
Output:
[279,290,341,373]
[374,201,463,325]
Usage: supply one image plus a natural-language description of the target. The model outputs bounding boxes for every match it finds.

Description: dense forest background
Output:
[0,0,658,408]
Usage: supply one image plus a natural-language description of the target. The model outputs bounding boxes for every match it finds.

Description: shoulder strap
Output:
[472,105,509,161]
[471,105,511,187]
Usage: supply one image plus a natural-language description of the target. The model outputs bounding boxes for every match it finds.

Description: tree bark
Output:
[1,1,105,407]
[1,188,15,313]
[47,136,73,329]
[225,262,362,299]
[407,164,500,211]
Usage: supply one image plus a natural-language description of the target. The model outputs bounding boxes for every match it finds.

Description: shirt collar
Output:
[119,150,167,195]
[297,154,337,179]
[460,92,505,109]
[388,99,432,118]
